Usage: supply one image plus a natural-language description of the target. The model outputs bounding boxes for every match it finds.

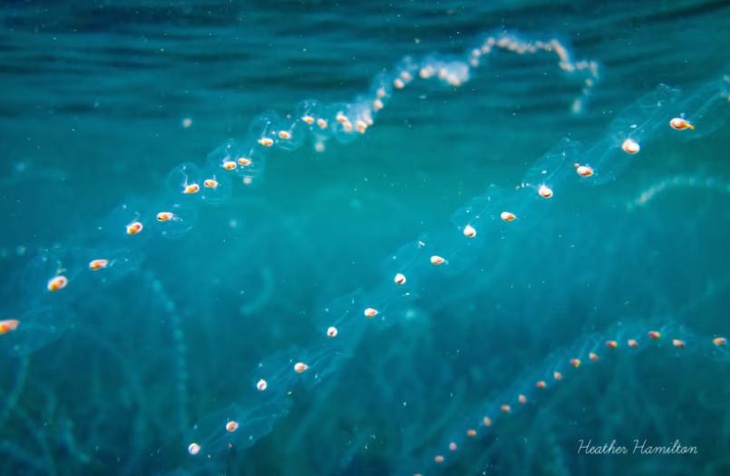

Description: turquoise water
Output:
[1,1,730,475]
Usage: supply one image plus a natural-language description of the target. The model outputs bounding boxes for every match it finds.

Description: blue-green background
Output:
[1,1,729,475]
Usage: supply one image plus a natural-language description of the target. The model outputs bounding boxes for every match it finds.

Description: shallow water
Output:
[1,1,729,475]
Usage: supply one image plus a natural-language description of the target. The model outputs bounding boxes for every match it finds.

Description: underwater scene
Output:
[1,1,729,475]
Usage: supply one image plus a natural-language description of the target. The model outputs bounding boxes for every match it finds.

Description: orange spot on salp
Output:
[648,330,661,340]
[47,275,68,292]
[316,118,328,129]
[434,455,445,464]
[621,138,640,155]
[500,404,511,414]
[713,337,727,346]
[88,258,109,271]
[294,362,309,373]
[570,358,581,368]
[466,429,477,437]
[183,183,200,194]
[394,273,407,285]
[204,179,218,189]
[278,130,292,140]
[672,339,685,349]
[518,394,527,404]
[500,211,517,222]
[326,326,338,338]
[0,319,20,335]
[221,160,237,171]
[258,137,274,147]
[301,115,315,125]
[225,421,239,432]
[538,184,553,199]
[574,163,594,177]
[430,255,446,265]
[449,442,457,451]
[156,212,174,222]
[589,352,599,362]
[483,416,492,427]
[188,443,201,456]
[536,380,547,389]
[628,339,639,348]
[606,340,618,349]
[126,221,144,235]
[256,379,268,391]
[237,157,252,167]
[364,308,378,318]
[669,117,694,131]
[553,371,563,381]
[463,224,477,238]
